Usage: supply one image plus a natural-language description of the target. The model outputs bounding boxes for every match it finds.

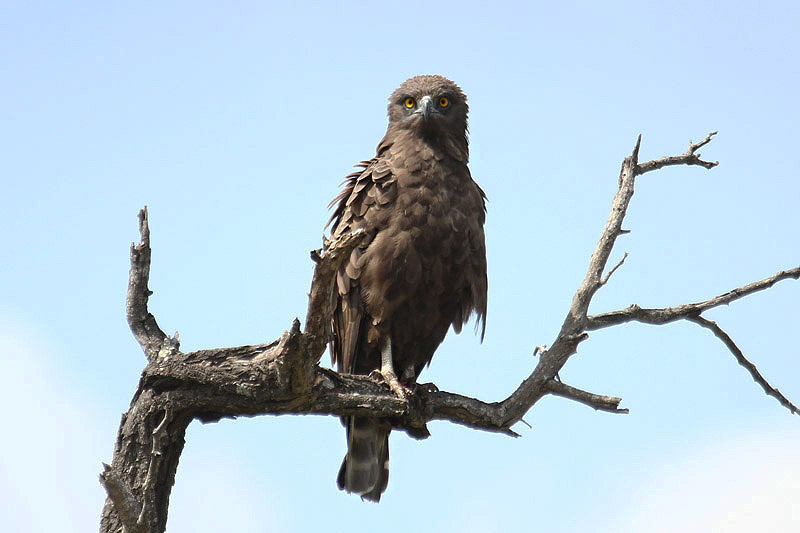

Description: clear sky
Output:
[1,1,799,532]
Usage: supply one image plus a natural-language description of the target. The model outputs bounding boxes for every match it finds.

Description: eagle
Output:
[327,75,487,502]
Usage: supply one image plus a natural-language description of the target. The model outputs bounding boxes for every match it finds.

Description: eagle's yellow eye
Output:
[404,97,415,109]
[439,96,450,108]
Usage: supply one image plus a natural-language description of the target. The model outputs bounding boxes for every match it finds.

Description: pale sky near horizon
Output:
[1,2,799,532]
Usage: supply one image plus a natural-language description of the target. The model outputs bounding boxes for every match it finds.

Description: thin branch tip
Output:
[690,131,718,152]
[688,315,799,416]
[600,252,629,286]
[588,265,800,330]
[633,134,642,161]
[137,207,150,239]
[636,132,719,175]
[547,380,628,414]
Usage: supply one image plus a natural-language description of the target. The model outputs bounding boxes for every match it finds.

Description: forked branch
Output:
[587,266,800,330]
[100,133,798,533]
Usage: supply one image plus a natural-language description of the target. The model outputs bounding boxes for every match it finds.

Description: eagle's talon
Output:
[379,370,413,400]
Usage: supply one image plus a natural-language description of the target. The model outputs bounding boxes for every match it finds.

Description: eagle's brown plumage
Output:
[327,75,487,502]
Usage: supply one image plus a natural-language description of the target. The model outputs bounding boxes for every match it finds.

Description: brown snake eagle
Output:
[327,74,487,501]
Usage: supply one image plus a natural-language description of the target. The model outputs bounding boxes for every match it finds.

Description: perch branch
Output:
[687,315,799,415]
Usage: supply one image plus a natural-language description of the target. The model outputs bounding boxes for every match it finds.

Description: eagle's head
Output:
[387,75,468,141]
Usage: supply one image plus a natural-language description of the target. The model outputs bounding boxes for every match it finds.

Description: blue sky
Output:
[1,1,799,531]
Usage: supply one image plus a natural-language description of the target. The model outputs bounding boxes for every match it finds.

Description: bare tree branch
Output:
[587,265,800,330]
[101,133,798,533]
[546,380,629,414]
[600,252,629,287]
[488,131,659,428]
[126,207,170,361]
[636,131,719,174]
[686,315,799,415]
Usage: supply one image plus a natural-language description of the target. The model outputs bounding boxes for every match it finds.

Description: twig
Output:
[546,380,629,414]
[687,315,799,416]
[587,265,800,330]
[636,131,719,174]
[600,252,629,286]
[571,136,641,319]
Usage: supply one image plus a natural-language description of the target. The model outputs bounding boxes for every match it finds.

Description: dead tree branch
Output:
[636,131,719,174]
[587,266,800,329]
[546,380,629,414]
[100,133,798,533]
[687,315,799,415]
[126,207,170,361]
[600,252,628,287]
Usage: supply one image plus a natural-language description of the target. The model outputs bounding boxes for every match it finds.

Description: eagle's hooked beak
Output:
[414,95,434,120]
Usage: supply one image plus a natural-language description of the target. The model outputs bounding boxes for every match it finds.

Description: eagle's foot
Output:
[378,369,413,400]
[376,337,413,399]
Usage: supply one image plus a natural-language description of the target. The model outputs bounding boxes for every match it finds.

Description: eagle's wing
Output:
[327,143,396,374]
[464,180,488,341]
[328,149,396,502]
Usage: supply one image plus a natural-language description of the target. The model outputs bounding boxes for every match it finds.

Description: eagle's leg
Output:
[379,338,412,399]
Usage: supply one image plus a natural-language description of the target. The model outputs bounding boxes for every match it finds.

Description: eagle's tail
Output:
[337,416,389,502]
